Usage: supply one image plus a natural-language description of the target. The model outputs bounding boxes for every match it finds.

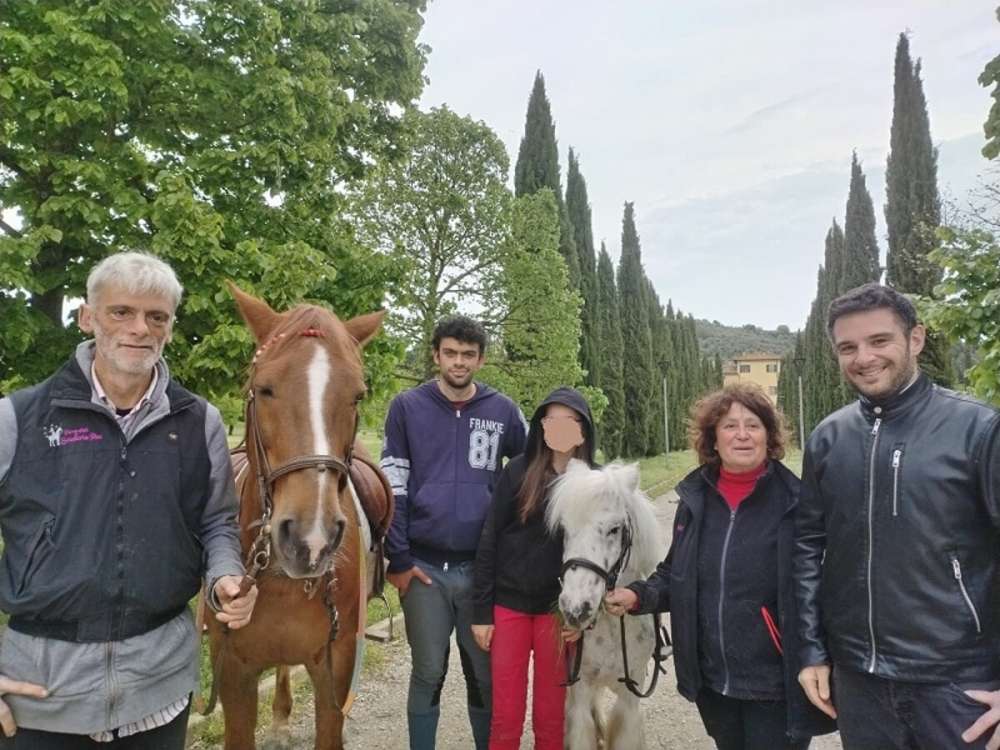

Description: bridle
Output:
[241,327,359,589]
[560,521,671,699]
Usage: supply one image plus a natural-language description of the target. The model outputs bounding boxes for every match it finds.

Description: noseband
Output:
[560,524,634,591]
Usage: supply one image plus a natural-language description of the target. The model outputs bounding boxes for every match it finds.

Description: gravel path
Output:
[249,490,843,749]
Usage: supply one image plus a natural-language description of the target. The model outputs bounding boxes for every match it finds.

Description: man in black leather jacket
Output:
[793,283,1000,750]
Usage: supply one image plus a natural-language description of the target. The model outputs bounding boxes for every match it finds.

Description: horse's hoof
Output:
[262,727,293,750]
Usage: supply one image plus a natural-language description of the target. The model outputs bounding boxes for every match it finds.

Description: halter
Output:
[242,327,360,583]
[559,521,671,699]
[560,523,634,590]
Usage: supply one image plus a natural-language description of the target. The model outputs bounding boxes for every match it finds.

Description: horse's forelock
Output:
[547,461,664,576]
[247,304,362,375]
[546,460,609,535]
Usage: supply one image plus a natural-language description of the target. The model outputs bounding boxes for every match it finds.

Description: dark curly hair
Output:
[827,282,918,339]
[431,315,487,354]
[688,383,787,466]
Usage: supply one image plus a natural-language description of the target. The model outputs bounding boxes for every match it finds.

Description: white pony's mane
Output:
[546,460,664,576]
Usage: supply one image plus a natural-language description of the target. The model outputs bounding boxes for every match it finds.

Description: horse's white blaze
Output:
[304,344,332,565]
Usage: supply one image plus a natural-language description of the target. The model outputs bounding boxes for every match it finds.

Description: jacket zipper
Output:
[718,509,737,695]
[951,555,982,634]
[891,449,902,517]
[105,640,117,728]
[866,415,882,673]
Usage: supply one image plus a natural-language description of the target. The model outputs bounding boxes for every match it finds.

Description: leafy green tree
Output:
[479,189,584,414]
[512,71,580,290]
[841,153,881,290]
[594,242,625,458]
[923,227,1000,405]
[565,147,599,383]
[616,202,654,457]
[350,106,511,380]
[0,0,428,416]
[980,7,1000,159]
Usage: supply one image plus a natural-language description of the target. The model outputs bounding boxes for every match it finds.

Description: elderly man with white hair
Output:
[0,252,256,747]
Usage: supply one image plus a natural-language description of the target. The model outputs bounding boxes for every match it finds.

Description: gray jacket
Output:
[0,342,243,734]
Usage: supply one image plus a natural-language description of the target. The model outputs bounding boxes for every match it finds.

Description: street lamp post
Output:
[792,357,806,449]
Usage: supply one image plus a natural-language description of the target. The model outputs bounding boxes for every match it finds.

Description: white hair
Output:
[86,251,183,310]
[546,459,664,576]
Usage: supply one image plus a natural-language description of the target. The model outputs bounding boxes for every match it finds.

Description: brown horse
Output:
[205,285,389,749]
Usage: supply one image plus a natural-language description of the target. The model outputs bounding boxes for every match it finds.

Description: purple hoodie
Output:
[381,380,528,573]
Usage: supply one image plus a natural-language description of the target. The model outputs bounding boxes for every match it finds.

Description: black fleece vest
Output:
[0,357,211,641]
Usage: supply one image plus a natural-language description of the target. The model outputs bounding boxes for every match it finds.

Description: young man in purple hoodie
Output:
[381,316,528,750]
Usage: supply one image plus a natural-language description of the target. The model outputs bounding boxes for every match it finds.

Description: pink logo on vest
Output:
[44,424,103,447]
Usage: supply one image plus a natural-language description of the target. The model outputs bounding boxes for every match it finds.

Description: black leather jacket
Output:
[794,373,1000,682]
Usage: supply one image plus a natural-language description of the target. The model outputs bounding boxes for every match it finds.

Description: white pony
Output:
[546,460,666,750]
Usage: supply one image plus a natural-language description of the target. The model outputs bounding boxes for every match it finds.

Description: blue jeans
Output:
[834,664,1000,750]
[402,559,491,750]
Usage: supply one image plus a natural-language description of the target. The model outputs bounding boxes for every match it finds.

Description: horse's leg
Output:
[270,665,293,745]
[606,686,644,750]
[564,682,600,750]
[306,633,355,750]
[219,657,262,750]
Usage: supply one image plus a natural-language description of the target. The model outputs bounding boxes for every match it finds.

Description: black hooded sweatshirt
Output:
[472,387,596,624]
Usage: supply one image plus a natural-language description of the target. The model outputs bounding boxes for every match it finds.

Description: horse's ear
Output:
[344,310,386,348]
[228,281,281,343]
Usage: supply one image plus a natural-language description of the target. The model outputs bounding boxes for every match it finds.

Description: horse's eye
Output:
[354,392,365,405]
[257,385,275,398]
[607,526,621,537]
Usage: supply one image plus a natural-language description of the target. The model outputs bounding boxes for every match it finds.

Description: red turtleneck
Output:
[717,462,767,511]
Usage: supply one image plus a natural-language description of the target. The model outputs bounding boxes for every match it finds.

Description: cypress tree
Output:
[884,33,951,385]
[841,153,881,290]
[513,71,580,289]
[595,243,625,458]
[885,34,941,292]
[617,202,654,457]
[645,279,669,456]
[565,148,599,383]
[823,219,845,300]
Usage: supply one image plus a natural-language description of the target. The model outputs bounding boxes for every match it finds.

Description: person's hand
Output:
[0,675,48,737]
[561,627,582,643]
[798,664,837,719]
[387,565,432,597]
[605,588,638,616]
[472,624,494,652]
[213,575,258,630]
[962,689,1000,749]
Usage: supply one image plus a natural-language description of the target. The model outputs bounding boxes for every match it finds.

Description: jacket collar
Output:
[858,371,932,422]
[677,459,798,517]
[420,378,494,409]
[49,341,191,414]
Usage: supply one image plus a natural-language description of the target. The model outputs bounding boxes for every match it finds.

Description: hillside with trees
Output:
[694,319,798,359]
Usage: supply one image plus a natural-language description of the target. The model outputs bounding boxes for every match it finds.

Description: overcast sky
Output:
[415,1,997,330]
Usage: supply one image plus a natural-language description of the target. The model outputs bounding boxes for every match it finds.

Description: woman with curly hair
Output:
[606,383,836,750]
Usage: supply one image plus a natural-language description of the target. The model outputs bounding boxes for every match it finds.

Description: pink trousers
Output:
[488,605,566,750]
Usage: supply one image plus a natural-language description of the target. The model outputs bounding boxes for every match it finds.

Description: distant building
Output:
[723,352,782,402]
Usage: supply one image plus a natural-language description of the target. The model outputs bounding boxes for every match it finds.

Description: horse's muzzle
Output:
[274,515,347,578]
[560,597,596,631]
